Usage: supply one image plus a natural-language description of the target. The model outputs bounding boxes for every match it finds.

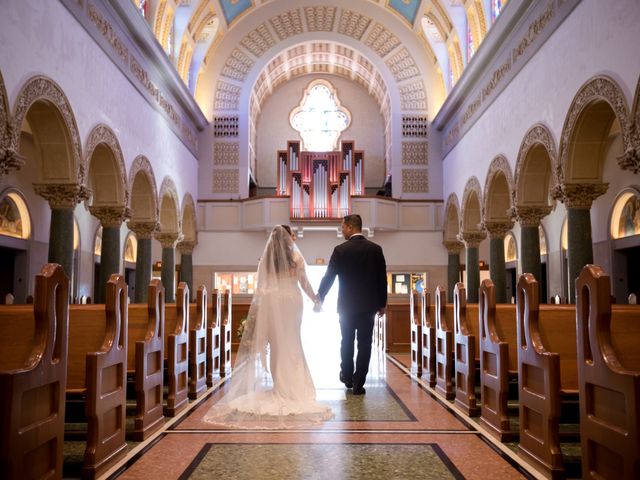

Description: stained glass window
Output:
[492,0,503,23]
[467,21,475,63]
[137,0,147,18]
[290,80,350,151]
[611,191,640,239]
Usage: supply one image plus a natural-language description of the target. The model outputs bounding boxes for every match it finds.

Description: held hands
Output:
[313,293,323,313]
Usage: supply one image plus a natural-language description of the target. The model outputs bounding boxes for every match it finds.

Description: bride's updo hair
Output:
[263,225,296,275]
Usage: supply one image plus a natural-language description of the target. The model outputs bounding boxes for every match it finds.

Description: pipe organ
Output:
[277,141,364,219]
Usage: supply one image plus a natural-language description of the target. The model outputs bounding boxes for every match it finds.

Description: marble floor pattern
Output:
[96,344,542,480]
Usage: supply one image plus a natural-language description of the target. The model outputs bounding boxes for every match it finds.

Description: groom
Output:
[316,214,387,395]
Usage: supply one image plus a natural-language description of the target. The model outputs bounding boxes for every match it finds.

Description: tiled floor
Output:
[101,344,538,480]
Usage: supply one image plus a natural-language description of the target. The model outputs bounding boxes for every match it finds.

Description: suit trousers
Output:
[339,311,376,389]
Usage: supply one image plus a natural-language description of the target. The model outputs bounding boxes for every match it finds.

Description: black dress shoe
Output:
[339,372,353,389]
[352,386,366,395]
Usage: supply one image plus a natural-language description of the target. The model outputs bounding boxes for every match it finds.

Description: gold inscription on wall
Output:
[87,3,197,151]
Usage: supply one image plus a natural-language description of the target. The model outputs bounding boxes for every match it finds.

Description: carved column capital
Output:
[155,231,182,249]
[89,205,130,228]
[483,221,514,239]
[508,205,552,227]
[33,183,90,209]
[551,182,609,209]
[617,145,640,174]
[177,240,197,255]
[457,230,486,248]
[127,221,159,239]
[0,145,26,176]
[442,240,464,254]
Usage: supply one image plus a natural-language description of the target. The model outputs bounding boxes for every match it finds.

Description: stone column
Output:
[510,205,551,301]
[554,182,608,302]
[156,232,181,303]
[177,240,196,302]
[458,231,486,303]
[33,183,89,278]
[483,221,514,304]
[128,221,158,303]
[90,206,128,303]
[443,240,464,301]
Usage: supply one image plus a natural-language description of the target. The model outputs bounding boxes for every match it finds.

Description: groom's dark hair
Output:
[343,214,362,231]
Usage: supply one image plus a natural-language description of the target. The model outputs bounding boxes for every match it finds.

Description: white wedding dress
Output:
[204,227,333,429]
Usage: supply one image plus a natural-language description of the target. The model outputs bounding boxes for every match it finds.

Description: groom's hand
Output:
[377,307,386,317]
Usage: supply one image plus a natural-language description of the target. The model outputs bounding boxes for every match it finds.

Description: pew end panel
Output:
[0,264,69,480]
[434,287,454,400]
[220,289,232,377]
[127,279,165,441]
[188,285,207,399]
[410,291,422,377]
[479,279,518,442]
[577,265,640,480]
[206,289,222,387]
[164,283,190,416]
[453,282,480,416]
[422,291,436,388]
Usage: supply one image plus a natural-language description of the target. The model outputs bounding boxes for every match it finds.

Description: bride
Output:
[204,225,333,428]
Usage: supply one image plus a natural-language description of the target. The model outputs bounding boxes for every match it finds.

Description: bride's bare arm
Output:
[295,253,317,303]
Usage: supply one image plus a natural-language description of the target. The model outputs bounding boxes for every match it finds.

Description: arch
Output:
[633,75,640,134]
[158,176,180,233]
[0,69,9,149]
[11,75,83,184]
[558,75,632,184]
[504,231,518,263]
[123,231,137,264]
[443,193,461,241]
[460,176,483,232]
[84,124,128,207]
[128,155,158,223]
[180,193,197,243]
[483,155,514,222]
[514,123,557,206]
[609,187,640,240]
[0,188,32,240]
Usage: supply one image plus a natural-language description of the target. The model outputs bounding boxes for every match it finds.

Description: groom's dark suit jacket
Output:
[317,234,387,315]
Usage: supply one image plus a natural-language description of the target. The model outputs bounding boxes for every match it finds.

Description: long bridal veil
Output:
[204,225,333,429]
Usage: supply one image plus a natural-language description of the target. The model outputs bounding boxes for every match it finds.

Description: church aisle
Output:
[104,349,537,480]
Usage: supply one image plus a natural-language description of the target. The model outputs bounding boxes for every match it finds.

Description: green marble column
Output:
[567,208,593,302]
[484,222,513,304]
[34,183,88,279]
[178,241,196,302]
[156,232,180,303]
[459,231,486,303]
[90,206,128,303]
[443,240,463,302]
[48,207,74,278]
[128,222,157,303]
[553,182,608,302]
[511,205,551,304]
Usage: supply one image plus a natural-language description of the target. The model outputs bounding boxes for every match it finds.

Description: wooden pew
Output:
[219,289,232,376]
[188,286,207,399]
[67,274,128,479]
[453,282,480,416]
[377,310,386,351]
[409,291,422,376]
[164,283,189,416]
[516,273,579,478]
[421,290,436,388]
[126,280,165,441]
[435,286,455,400]
[0,264,69,480]
[206,289,222,387]
[576,265,640,480]
[479,278,519,441]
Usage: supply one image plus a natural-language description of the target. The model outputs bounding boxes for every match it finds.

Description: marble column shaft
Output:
[178,241,196,302]
[552,182,608,302]
[157,232,181,303]
[48,208,74,279]
[443,241,463,302]
[484,222,512,304]
[34,183,89,280]
[458,231,486,303]
[90,206,128,303]
[129,222,157,303]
